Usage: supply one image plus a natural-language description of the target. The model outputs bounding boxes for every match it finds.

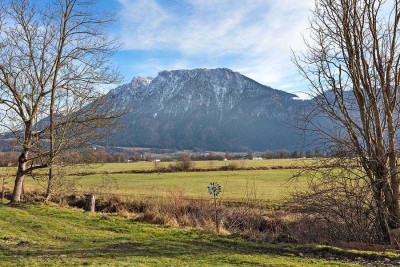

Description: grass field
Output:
[75,169,303,202]
[0,158,313,175]
[0,203,362,266]
[0,159,312,204]
[2,161,400,266]
[79,158,315,172]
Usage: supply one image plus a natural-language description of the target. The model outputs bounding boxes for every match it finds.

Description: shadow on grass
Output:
[1,203,399,265]
[1,234,398,264]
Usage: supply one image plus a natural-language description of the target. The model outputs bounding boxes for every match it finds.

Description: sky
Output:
[98,0,315,97]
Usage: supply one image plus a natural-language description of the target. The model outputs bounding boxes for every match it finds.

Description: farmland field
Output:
[75,169,303,202]
[77,158,315,172]
[7,159,312,204]
[0,158,316,175]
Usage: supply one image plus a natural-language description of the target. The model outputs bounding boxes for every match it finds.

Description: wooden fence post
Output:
[1,176,5,202]
[85,194,96,212]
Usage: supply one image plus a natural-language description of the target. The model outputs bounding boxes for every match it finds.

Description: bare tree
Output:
[293,0,400,244]
[0,0,121,203]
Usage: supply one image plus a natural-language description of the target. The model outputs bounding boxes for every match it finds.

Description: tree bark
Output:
[45,165,53,201]
[1,176,5,201]
[11,157,26,203]
[373,179,392,243]
[11,125,31,203]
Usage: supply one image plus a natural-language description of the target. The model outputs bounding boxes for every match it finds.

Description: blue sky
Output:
[98,0,314,97]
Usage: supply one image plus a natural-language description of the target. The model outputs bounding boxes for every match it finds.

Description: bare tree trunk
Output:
[12,123,31,203]
[376,204,391,243]
[46,110,54,201]
[389,186,400,229]
[45,165,53,201]
[45,102,55,201]
[45,3,68,201]
[1,176,5,201]
[11,156,26,203]
[373,179,392,243]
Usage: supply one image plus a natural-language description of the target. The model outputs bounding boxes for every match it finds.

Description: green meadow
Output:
[10,159,311,203]
[0,203,363,266]
[75,169,303,202]
[78,158,315,172]
[1,160,398,267]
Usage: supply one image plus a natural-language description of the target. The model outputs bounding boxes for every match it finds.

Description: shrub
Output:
[168,156,194,171]
[220,162,239,171]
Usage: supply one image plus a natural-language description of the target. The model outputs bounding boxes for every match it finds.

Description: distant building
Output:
[153,159,161,162]
[253,157,263,160]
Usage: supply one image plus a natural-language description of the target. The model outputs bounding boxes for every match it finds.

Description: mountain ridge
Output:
[104,68,308,151]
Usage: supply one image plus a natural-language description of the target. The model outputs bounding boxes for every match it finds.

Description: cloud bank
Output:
[116,0,314,95]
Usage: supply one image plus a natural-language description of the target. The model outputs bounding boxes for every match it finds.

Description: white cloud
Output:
[116,0,314,92]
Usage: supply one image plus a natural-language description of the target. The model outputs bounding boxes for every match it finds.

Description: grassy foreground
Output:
[0,203,357,266]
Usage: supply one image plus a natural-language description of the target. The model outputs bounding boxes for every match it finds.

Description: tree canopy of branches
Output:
[0,0,121,203]
[294,0,400,244]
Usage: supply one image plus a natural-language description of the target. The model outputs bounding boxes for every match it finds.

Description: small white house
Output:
[253,157,263,160]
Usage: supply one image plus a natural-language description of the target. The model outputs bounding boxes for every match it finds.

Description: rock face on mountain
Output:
[104,68,308,151]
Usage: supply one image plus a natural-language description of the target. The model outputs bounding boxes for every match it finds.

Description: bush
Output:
[220,162,239,171]
[168,157,194,171]
[288,169,384,244]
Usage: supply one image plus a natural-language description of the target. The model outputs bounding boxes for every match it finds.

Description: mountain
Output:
[104,68,309,151]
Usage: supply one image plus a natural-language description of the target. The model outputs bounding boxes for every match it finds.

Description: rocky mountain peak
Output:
[131,76,152,89]
[155,68,239,82]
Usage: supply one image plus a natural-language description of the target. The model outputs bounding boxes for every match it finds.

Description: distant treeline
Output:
[262,149,324,159]
[0,148,326,167]
[0,152,18,167]
[0,149,130,167]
